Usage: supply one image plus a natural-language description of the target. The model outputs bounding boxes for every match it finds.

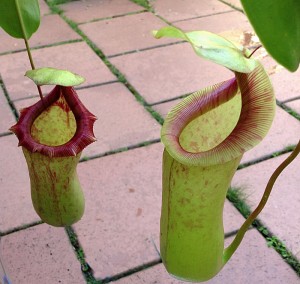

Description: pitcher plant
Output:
[10,69,97,226]
[0,0,96,226]
[153,26,296,282]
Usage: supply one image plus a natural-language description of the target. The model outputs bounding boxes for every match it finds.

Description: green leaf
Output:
[25,68,85,87]
[153,26,257,73]
[0,0,40,39]
[241,0,300,72]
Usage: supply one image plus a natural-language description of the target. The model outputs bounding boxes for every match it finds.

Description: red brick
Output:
[0,89,15,135]
[0,135,40,232]
[60,0,143,24]
[153,0,232,23]
[271,67,300,102]
[0,224,85,284]
[174,10,251,36]
[80,12,177,57]
[0,15,80,54]
[110,43,232,105]
[40,0,51,15]
[153,98,181,119]
[0,42,116,101]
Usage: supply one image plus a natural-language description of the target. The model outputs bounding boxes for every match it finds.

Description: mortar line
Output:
[79,138,161,163]
[280,96,300,104]
[0,132,13,138]
[0,220,43,237]
[171,9,237,24]
[76,10,148,26]
[99,259,162,283]
[148,92,192,106]
[76,80,120,90]
[0,39,83,56]
[237,144,296,170]
[65,226,97,284]
[0,76,19,121]
[130,0,153,10]
[106,40,185,59]
[10,80,120,104]
[277,100,300,121]
[49,10,165,125]
[217,0,244,13]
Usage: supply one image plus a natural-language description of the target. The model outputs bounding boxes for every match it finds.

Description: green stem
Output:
[15,0,43,100]
[24,38,43,100]
[223,139,300,264]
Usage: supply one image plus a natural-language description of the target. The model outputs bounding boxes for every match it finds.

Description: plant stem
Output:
[24,38,43,100]
[223,139,300,264]
[14,0,43,101]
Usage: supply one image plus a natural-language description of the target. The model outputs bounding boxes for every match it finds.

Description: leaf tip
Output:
[152,30,159,38]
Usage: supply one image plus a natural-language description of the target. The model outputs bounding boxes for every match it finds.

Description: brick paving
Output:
[0,14,80,54]
[0,1,299,283]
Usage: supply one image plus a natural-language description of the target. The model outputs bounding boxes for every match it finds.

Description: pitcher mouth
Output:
[161,63,275,167]
[10,86,97,158]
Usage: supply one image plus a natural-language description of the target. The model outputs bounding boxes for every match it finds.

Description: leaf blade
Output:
[0,0,40,39]
[241,0,300,72]
[153,26,257,73]
[25,68,85,87]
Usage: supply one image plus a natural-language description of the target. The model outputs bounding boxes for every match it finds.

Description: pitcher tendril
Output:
[24,38,44,100]
[247,45,262,59]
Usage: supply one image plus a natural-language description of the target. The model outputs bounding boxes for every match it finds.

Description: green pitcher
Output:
[160,62,275,281]
[11,84,97,227]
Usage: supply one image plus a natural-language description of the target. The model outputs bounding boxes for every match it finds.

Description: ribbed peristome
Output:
[10,86,97,157]
[161,60,275,166]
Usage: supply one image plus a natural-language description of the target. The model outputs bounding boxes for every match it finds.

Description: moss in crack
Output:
[227,187,251,218]
[218,0,244,12]
[0,78,19,121]
[145,106,164,125]
[238,144,296,170]
[267,236,300,276]
[130,0,153,11]
[65,226,97,283]
[277,100,300,121]
[227,187,300,276]
[47,0,76,5]
[55,15,163,125]
[79,138,161,163]
[100,259,162,283]
[271,145,296,157]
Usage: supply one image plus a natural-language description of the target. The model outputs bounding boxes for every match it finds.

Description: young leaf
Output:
[153,26,257,73]
[25,68,85,87]
[241,0,300,72]
[0,0,40,39]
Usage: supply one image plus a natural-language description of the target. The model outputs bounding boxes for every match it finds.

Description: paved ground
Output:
[0,0,299,283]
